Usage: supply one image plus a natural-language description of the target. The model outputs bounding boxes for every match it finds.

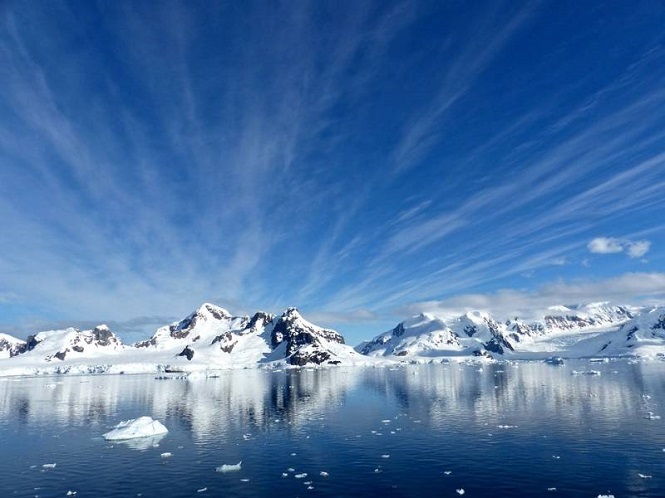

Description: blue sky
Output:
[1,1,664,345]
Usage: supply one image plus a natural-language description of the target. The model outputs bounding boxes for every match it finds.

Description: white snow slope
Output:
[357,303,664,361]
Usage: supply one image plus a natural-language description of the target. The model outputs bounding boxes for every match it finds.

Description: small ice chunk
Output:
[291,453,297,456]
[596,495,615,498]
[320,471,329,477]
[374,468,382,473]
[381,420,391,424]
[103,417,168,441]
[216,461,242,473]
[307,486,314,490]
[42,463,56,469]
[196,488,207,493]
[645,412,661,420]
[547,488,556,491]
[552,455,560,459]
[295,473,307,479]
[456,489,465,495]
[638,473,652,479]
[497,425,517,429]
[381,454,390,459]
[282,473,288,477]
[304,481,312,485]
[66,491,77,496]
[444,471,452,475]
[240,478,250,482]
[161,452,172,458]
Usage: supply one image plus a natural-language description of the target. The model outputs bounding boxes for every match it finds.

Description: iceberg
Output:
[102,416,168,441]
[216,461,242,473]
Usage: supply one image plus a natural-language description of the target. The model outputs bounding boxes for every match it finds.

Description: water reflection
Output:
[0,361,663,442]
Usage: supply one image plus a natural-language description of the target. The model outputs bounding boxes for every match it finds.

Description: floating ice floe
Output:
[381,454,390,459]
[196,488,207,493]
[42,463,56,469]
[645,412,661,420]
[216,461,242,473]
[161,452,172,458]
[102,416,168,441]
[547,488,556,491]
[320,471,329,477]
[66,491,77,496]
[444,471,452,475]
[456,489,465,495]
[295,473,308,479]
[497,425,517,429]
[638,473,653,479]
[596,495,615,498]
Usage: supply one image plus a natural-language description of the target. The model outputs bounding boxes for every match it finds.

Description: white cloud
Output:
[587,237,651,258]
[587,237,652,258]
[402,272,665,320]
[627,240,651,258]
[587,237,624,254]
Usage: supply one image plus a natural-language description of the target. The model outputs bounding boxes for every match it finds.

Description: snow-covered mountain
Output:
[0,304,370,376]
[0,333,26,359]
[20,325,125,361]
[1,302,663,377]
[576,306,665,357]
[357,303,644,360]
[133,303,365,368]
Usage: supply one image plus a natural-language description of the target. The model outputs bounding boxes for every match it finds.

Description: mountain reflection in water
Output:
[0,361,663,497]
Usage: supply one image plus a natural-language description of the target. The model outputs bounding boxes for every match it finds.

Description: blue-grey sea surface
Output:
[0,360,663,497]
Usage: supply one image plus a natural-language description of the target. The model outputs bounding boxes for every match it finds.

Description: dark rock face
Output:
[0,336,26,358]
[135,337,157,348]
[652,314,665,331]
[247,312,275,333]
[270,308,345,365]
[177,345,195,361]
[211,332,236,353]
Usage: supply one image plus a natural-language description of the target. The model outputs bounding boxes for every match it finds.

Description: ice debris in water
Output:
[102,416,168,441]
[320,471,329,477]
[596,495,615,498]
[216,461,242,473]
[381,454,390,459]
[295,473,308,479]
[161,452,172,458]
[456,489,465,495]
[66,491,77,496]
[444,471,452,475]
[42,463,56,469]
[497,425,517,429]
[638,473,652,479]
[645,412,661,420]
[547,488,556,492]
[196,488,207,493]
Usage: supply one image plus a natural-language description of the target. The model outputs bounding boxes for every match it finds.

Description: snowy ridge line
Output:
[1,303,665,376]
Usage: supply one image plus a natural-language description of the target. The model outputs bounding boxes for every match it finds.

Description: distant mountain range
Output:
[1,302,664,376]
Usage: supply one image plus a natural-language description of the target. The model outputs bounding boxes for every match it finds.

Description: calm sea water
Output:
[1,360,664,497]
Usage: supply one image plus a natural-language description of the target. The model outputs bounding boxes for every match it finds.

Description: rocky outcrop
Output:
[271,308,346,365]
